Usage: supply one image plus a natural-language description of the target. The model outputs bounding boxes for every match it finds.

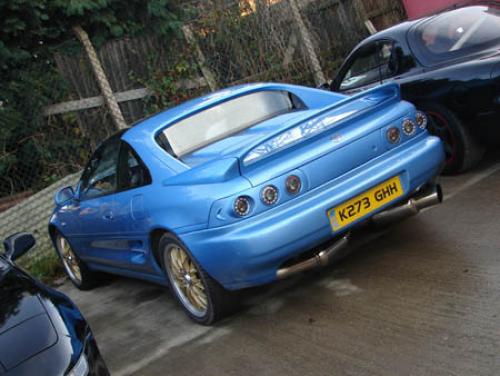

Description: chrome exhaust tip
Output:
[372,184,442,225]
[276,233,350,280]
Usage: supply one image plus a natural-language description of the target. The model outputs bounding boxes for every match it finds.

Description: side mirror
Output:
[55,186,75,206]
[316,81,331,91]
[3,233,36,262]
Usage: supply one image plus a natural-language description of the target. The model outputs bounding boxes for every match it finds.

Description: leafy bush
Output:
[0,0,181,197]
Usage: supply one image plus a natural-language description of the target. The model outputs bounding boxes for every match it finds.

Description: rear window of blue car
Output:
[156,90,305,158]
[412,6,500,64]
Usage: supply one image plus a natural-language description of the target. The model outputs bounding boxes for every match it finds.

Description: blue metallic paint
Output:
[188,134,442,289]
[49,82,444,290]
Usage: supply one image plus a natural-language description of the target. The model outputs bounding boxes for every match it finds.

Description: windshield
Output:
[414,6,500,62]
[159,91,299,157]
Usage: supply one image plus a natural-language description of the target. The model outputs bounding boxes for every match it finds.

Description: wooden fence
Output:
[47,0,406,143]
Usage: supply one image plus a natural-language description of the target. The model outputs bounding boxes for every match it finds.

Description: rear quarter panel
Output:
[400,57,500,120]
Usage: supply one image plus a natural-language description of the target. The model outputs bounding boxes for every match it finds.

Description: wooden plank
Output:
[182,25,219,91]
[364,19,378,34]
[282,33,299,67]
[299,0,341,11]
[44,96,105,115]
[365,5,399,20]
[43,77,207,116]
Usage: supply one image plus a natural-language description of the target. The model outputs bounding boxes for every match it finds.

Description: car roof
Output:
[356,19,419,47]
[358,5,495,48]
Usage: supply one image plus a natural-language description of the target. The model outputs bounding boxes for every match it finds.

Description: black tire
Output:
[419,103,485,174]
[54,232,100,290]
[159,233,235,325]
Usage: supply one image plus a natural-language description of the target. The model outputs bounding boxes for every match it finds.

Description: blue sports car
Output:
[49,82,444,324]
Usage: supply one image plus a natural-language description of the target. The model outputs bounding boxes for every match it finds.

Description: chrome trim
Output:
[372,184,442,225]
[276,233,350,279]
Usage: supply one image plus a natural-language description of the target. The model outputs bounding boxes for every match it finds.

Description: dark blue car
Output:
[0,233,109,375]
[331,5,500,174]
[49,82,444,324]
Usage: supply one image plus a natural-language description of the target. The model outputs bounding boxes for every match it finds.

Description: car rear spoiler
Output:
[241,83,402,166]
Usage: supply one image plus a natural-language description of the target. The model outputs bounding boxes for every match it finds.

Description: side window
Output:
[80,139,121,200]
[339,41,395,91]
[117,142,151,191]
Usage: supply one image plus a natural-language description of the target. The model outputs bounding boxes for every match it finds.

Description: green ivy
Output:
[130,38,208,115]
[0,0,183,197]
[0,0,181,69]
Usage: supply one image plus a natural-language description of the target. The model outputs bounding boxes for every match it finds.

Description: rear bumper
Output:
[180,135,445,290]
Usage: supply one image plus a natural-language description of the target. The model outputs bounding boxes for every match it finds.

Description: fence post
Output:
[73,25,128,130]
[288,0,326,86]
[354,0,378,34]
[182,24,219,91]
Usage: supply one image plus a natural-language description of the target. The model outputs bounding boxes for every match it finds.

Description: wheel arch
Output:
[415,101,484,173]
[149,227,175,270]
[148,227,216,282]
[48,224,61,245]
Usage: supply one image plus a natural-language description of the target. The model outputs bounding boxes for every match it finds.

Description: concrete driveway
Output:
[59,152,500,376]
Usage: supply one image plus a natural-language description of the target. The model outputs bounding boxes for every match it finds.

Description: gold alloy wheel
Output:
[166,245,208,317]
[58,236,82,284]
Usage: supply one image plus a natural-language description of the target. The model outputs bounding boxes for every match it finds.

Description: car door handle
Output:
[103,212,114,220]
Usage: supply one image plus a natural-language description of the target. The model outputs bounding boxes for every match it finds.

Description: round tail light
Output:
[286,175,301,195]
[233,196,251,216]
[261,185,279,205]
[402,119,416,136]
[415,111,428,129]
[387,127,401,144]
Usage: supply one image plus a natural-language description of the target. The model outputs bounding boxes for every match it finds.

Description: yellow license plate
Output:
[328,176,404,231]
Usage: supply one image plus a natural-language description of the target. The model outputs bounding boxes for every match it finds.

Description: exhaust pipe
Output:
[276,233,350,280]
[372,184,443,225]
[275,184,441,280]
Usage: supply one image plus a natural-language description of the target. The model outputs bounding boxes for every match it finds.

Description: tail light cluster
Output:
[233,196,251,217]
[415,111,428,129]
[261,185,279,205]
[402,119,416,136]
[285,175,301,195]
[386,127,401,144]
[233,175,302,217]
[386,111,427,145]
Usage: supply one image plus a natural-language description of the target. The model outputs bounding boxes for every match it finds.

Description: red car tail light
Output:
[285,175,301,195]
[261,185,279,205]
[402,119,416,136]
[415,111,428,129]
[233,196,251,216]
[387,127,401,144]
